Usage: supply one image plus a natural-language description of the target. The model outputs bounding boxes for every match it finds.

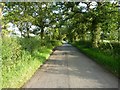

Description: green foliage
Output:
[72,41,120,77]
[2,36,61,88]
[50,40,62,46]
[2,2,119,87]
[99,41,120,56]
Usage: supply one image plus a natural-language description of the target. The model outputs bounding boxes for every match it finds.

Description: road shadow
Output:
[37,44,118,88]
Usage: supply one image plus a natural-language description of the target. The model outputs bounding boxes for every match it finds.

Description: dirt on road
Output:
[23,44,118,88]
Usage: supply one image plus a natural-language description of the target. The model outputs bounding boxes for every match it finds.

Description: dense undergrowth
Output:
[72,41,120,77]
[2,36,62,88]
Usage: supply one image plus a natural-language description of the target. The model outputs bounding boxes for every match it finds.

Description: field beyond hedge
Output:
[2,36,61,88]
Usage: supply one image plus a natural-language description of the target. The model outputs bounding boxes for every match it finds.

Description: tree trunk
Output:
[91,22,101,48]
[20,28,23,38]
[41,28,44,39]
[82,32,86,41]
[0,3,4,34]
[26,27,30,38]
[0,5,2,33]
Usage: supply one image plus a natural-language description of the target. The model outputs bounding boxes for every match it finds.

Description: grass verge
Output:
[2,37,62,88]
[72,41,120,77]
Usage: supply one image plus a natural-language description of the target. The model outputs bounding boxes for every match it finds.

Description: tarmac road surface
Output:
[23,44,118,88]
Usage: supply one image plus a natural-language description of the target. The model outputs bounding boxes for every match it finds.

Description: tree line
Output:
[1,2,119,48]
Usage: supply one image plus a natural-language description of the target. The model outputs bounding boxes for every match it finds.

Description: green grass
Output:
[0,37,2,89]
[2,36,62,88]
[2,48,52,88]
[72,41,120,77]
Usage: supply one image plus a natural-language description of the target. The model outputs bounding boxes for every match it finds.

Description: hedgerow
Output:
[72,41,120,77]
[2,36,61,88]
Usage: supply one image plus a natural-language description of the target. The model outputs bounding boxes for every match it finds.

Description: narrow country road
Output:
[23,44,118,88]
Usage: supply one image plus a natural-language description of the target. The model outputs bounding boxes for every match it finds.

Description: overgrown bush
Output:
[99,42,120,56]
[2,36,62,88]
[50,40,62,46]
